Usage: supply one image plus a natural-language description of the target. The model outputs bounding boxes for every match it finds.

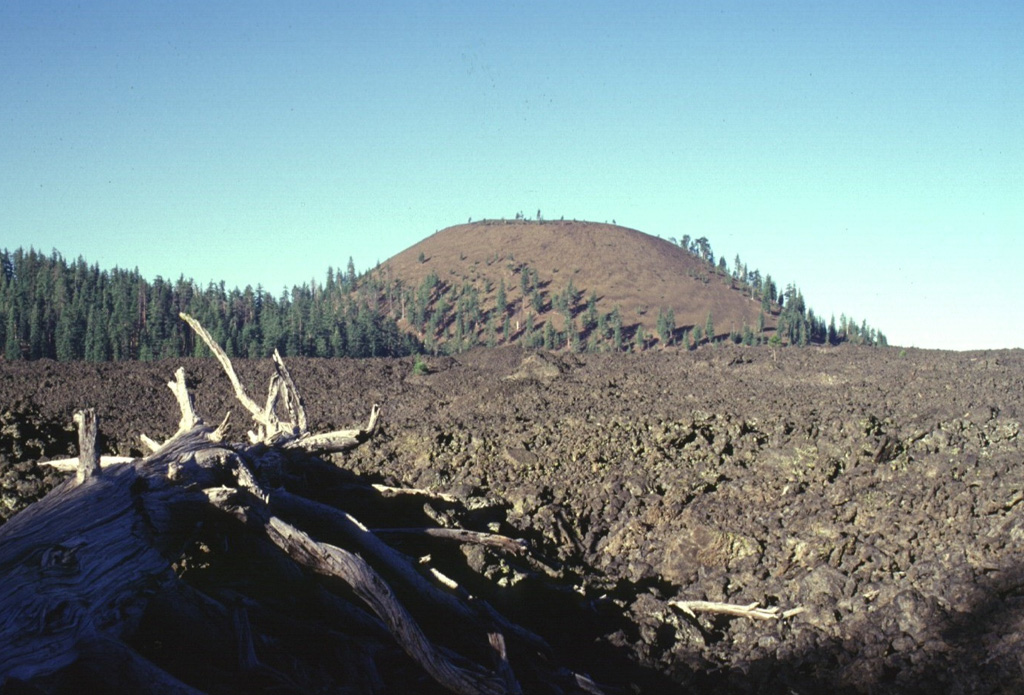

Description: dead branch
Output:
[179,311,276,436]
[41,456,136,472]
[168,366,201,433]
[272,349,307,433]
[182,311,380,453]
[670,599,805,621]
[488,632,522,695]
[372,482,459,503]
[210,411,231,442]
[283,403,381,454]
[265,516,508,695]
[140,432,162,453]
[73,408,100,483]
[374,527,529,555]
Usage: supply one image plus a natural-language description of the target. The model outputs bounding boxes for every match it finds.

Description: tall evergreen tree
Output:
[4,309,20,360]
[609,307,622,351]
[584,292,598,331]
[544,321,556,350]
[496,279,507,317]
[84,305,109,362]
[656,307,675,346]
[345,256,357,291]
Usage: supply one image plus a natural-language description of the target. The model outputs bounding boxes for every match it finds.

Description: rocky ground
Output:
[2,344,1023,694]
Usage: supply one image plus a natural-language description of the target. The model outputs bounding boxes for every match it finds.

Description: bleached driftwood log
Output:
[0,313,599,695]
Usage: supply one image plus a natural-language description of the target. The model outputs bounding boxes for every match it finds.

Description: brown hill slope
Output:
[375,220,775,349]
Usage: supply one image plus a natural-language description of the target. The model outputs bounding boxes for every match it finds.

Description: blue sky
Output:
[2,1,1021,349]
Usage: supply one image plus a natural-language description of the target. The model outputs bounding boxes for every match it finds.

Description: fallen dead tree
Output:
[0,313,603,695]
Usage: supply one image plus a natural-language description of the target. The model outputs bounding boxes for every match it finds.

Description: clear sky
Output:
[2,1,1021,350]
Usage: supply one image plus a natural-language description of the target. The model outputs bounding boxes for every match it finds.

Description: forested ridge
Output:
[0,241,885,363]
[0,248,417,362]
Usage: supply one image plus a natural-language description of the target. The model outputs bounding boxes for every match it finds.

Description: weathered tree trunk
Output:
[0,314,600,695]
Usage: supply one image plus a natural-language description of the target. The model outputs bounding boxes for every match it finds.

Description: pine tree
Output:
[28,299,45,359]
[609,307,622,351]
[584,292,598,331]
[55,307,78,361]
[452,304,465,353]
[431,294,449,341]
[261,303,284,357]
[656,307,675,346]
[309,300,330,356]
[531,289,543,314]
[568,317,580,352]
[357,303,379,357]
[84,306,109,362]
[0,250,13,283]
[345,256,357,291]
[496,279,507,317]
[485,315,497,347]
[4,309,20,360]
[563,278,578,319]
[763,274,776,312]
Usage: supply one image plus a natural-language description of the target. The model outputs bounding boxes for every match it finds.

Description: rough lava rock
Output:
[2,345,1023,694]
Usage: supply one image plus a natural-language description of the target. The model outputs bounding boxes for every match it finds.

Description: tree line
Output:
[0,240,885,363]
[670,235,887,348]
[0,248,418,362]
